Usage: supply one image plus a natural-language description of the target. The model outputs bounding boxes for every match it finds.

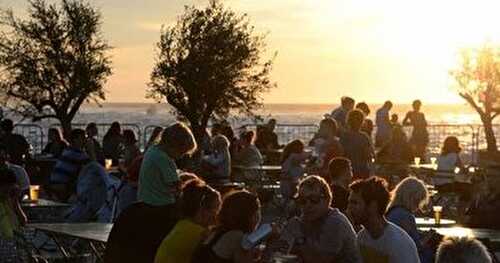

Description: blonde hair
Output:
[436,237,492,263]
[161,122,197,155]
[388,177,429,212]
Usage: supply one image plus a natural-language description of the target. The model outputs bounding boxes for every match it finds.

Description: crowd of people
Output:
[0,96,498,263]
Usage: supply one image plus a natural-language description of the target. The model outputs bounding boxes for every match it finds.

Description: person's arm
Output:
[8,194,27,226]
[402,112,411,126]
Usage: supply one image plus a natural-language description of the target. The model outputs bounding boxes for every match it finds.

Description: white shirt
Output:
[357,222,420,263]
[437,153,459,171]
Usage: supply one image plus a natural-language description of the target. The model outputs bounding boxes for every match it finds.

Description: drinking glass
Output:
[29,185,40,201]
[105,159,113,170]
[433,206,442,225]
[430,157,437,166]
[414,157,421,167]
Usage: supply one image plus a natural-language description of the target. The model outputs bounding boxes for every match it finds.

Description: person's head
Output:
[160,122,197,159]
[383,101,393,110]
[147,127,163,147]
[86,123,98,137]
[241,131,256,146]
[441,136,461,156]
[181,179,222,227]
[319,118,338,138]
[69,129,86,149]
[390,113,399,123]
[412,100,422,111]
[0,119,14,134]
[328,157,353,188]
[123,129,137,145]
[347,109,365,131]
[48,128,64,142]
[267,119,277,131]
[108,122,121,136]
[281,139,304,164]
[348,177,390,226]
[217,190,261,233]
[212,134,230,152]
[435,237,492,263]
[341,96,355,111]
[211,123,223,136]
[355,102,370,116]
[389,177,429,213]
[179,172,200,187]
[296,176,332,222]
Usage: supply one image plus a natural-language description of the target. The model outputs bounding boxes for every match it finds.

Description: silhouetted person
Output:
[103,122,124,163]
[42,128,69,158]
[331,96,355,129]
[356,102,374,138]
[85,122,104,163]
[375,101,393,148]
[403,100,429,160]
[0,119,30,165]
[255,119,280,150]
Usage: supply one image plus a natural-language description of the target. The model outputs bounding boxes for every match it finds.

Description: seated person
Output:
[386,177,434,263]
[437,136,463,171]
[309,118,344,174]
[435,236,492,263]
[49,129,90,201]
[42,128,69,157]
[233,131,263,183]
[255,119,281,150]
[155,179,221,263]
[65,161,108,222]
[0,144,30,198]
[280,140,310,203]
[202,135,231,181]
[192,190,262,263]
[326,157,353,213]
[276,176,361,263]
[0,119,30,165]
[123,129,141,168]
[376,126,413,164]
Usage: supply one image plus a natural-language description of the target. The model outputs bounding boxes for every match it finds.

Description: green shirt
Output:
[0,199,19,239]
[154,219,206,263]
[138,145,179,206]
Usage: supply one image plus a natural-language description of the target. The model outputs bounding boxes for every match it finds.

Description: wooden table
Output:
[29,223,112,260]
[415,217,456,227]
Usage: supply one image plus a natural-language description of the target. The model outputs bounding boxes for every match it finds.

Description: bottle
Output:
[241,223,273,250]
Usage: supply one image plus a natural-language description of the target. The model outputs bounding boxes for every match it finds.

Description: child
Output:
[280,140,310,202]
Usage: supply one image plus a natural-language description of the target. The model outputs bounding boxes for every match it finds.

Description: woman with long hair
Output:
[42,127,69,157]
[437,136,463,171]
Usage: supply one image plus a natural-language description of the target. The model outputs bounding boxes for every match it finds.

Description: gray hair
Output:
[436,236,492,263]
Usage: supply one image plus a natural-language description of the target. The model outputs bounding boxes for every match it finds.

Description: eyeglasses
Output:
[296,194,324,206]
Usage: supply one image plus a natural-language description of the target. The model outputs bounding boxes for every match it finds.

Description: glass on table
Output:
[430,157,437,167]
[414,157,421,167]
[29,185,40,201]
[433,206,443,225]
[105,159,113,170]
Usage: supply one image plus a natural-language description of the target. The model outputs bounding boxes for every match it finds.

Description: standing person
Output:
[192,190,262,263]
[309,118,344,174]
[155,179,221,263]
[340,110,373,180]
[0,119,30,165]
[49,129,90,201]
[375,101,393,148]
[277,176,361,263]
[331,96,355,130]
[85,122,104,163]
[356,102,374,139]
[42,128,69,157]
[347,177,420,263]
[326,157,353,213]
[103,121,125,164]
[146,127,163,151]
[122,129,141,168]
[403,100,429,160]
[386,177,433,263]
[376,126,413,164]
[138,122,197,206]
[255,119,281,151]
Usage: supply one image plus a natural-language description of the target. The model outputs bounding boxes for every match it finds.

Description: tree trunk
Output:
[482,115,498,152]
[60,118,73,140]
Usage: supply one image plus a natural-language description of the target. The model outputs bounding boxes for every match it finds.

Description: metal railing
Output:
[13,124,44,154]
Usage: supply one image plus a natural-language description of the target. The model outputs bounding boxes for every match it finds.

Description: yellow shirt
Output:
[154,219,206,263]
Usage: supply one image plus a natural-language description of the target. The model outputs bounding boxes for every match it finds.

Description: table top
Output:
[418,226,500,243]
[21,198,70,208]
[232,165,282,171]
[415,217,456,227]
[28,223,113,243]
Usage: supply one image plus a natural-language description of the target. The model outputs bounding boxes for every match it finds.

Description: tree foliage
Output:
[0,0,112,134]
[450,44,500,151]
[148,0,276,136]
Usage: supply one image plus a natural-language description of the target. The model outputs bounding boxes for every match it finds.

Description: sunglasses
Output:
[296,194,325,206]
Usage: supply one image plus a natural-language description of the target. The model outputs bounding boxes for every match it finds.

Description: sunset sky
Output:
[3,0,500,104]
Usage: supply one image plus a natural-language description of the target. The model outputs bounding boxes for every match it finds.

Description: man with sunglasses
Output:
[348,177,420,263]
[278,175,361,263]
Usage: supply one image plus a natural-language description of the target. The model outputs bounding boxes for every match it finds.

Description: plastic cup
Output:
[433,206,442,225]
[30,185,40,201]
[105,159,113,170]
[414,157,421,167]
[430,157,437,166]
